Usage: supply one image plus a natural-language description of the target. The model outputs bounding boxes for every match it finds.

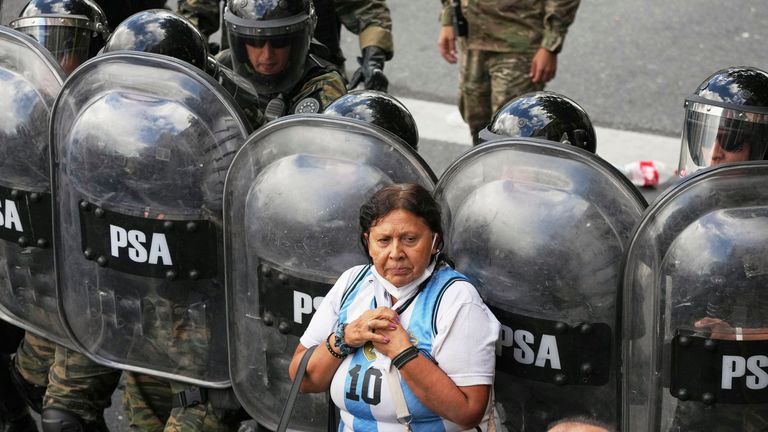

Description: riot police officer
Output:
[219,0,346,120]
[677,66,768,176]
[10,0,110,73]
[98,10,255,429]
[6,2,122,431]
[478,90,597,152]
[49,46,251,430]
[621,66,768,432]
[178,0,393,90]
[434,90,644,431]
[323,90,419,150]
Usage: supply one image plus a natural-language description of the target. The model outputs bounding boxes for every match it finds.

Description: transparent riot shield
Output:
[50,52,249,386]
[622,161,768,431]
[434,138,646,430]
[0,27,73,347]
[224,115,437,430]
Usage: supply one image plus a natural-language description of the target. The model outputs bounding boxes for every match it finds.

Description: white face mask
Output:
[370,234,439,303]
[372,261,436,304]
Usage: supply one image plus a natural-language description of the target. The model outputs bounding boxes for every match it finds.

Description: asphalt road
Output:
[347,0,768,136]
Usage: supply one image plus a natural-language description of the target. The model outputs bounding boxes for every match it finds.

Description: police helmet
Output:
[323,90,419,150]
[223,0,316,95]
[478,91,597,153]
[103,10,208,70]
[93,0,167,30]
[679,66,768,176]
[10,0,109,74]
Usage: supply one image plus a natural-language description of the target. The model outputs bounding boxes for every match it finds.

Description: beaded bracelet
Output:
[392,346,420,370]
[325,333,347,359]
[333,323,358,356]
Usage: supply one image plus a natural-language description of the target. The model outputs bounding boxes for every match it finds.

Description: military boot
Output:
[0,354,38,432]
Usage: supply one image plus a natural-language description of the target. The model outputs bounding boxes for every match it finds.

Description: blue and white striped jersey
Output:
[300,264,500,432]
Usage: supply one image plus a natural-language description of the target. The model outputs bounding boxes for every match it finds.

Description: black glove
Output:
[348,46,389,92]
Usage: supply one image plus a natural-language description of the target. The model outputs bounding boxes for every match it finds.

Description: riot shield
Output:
[622,161,768,431]
[0,27,73,347]
[224,115,437,430]
[434,139,646,431]
[50,51,249,386]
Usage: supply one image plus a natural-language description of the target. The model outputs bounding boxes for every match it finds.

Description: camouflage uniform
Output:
[287,64,347,113]
[44,344,121,430]
[12,333,121,430]
[177,0,394,69]
[123,373,243,431]
[13,333,54,394]
[440,0,581,143]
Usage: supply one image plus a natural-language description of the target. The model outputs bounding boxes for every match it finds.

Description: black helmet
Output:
[92,0,167,30]
[478,91,597,153]
[679,66,768,176]
[223,0,316,95]
[10,0,109,74]
[323,90,419,150]
[103,10,208,70]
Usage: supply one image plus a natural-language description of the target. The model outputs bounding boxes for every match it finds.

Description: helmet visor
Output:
[226,27,311,95]
[15,24,91,75]
[679,102,768,176]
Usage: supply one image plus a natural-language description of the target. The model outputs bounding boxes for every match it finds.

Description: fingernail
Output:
[389,324,397,330]
[383,337,390,343]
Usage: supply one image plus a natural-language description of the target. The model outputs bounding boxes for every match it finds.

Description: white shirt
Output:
[300,264,500,432]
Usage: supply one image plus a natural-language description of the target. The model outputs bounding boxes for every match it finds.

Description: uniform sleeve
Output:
[334,0,394,58]
[431,282,501,387]
[292,70,347,112]
[541,0,581,53]
[299,266,361,348]
[439,1,454,27]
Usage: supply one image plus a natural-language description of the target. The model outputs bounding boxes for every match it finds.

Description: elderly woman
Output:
[289,183,500,431]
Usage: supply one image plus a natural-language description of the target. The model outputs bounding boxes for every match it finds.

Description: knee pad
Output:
[41,407,84,432]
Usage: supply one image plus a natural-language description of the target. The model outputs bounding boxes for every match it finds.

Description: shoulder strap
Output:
[277,345,317,432]
[386,364,413,431]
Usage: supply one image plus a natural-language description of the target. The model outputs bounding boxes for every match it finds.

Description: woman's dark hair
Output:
[546,417,615,432]
[359,183,444,254]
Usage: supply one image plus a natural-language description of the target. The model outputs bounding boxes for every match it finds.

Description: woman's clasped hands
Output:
[344,306,413,358]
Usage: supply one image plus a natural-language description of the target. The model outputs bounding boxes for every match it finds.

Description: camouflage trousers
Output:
[123,372,242,431]
[458,40,544,144]
[14,332,121,428]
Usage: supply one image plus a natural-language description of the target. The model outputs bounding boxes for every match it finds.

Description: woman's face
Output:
[365,208,438,288]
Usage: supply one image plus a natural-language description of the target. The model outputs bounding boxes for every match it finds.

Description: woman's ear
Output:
[363,232,370,249]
